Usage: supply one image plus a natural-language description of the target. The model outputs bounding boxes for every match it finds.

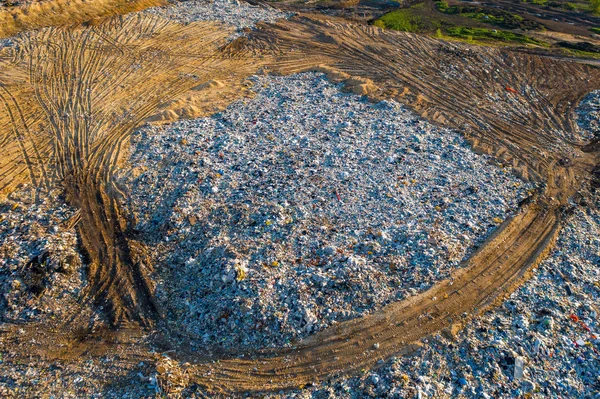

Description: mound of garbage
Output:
[121,72,532,350]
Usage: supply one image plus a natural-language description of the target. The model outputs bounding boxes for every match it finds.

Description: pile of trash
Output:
[122,72,533,350]
[144,0,288,35]
[0,38,13,48]
[0,185,86,323]
[283,196,600,399]
[576,90,600,140]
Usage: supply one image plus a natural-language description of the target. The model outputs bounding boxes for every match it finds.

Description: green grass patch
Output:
[374,9,423,32]
[544,0,599,11]
[446,27,547,45]
[561,48,600,58]
[591,27,600,34]
[435,1,542,30]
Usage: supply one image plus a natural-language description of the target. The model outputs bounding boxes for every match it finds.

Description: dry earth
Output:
[0,0,599,396]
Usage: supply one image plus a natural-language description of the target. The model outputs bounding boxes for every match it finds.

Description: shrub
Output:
[374,9,423,32]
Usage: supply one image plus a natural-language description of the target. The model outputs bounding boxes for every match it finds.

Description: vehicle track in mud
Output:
[0,9,599,396]
[0,14,270,326]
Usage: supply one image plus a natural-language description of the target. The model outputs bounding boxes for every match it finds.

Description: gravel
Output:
[120,72,533,351]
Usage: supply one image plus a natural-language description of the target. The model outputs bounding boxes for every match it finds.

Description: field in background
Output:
[371,0,600,57]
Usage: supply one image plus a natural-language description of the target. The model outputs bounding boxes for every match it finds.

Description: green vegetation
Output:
[557,40,600,53]
[561,48,600,58]
[436,0,449,11]
[446,27,547,45]
[374,8,423,32]
[435,1,542,30]
[374,1,571,49]
[537,0,599,11]
[591,27,600,34]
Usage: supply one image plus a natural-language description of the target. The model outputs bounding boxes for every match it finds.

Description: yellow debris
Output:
[235,266,246,281]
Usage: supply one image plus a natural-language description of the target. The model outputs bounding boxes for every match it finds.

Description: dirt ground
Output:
[0,0,599,396]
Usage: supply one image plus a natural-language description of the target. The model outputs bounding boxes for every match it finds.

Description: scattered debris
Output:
[513,356,524,381]
[261,198,600,399]
[0,185,86,323]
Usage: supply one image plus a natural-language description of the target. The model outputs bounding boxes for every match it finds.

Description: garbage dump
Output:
[576,90,600,140]
[271,200,599,399]
[0,185,87,323]
[120,72,533,351]
[144,0,288,36]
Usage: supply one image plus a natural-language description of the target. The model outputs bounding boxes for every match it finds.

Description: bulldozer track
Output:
[0,9,599,395]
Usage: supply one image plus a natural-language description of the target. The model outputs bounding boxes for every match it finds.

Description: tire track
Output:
[0,15,270,326]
